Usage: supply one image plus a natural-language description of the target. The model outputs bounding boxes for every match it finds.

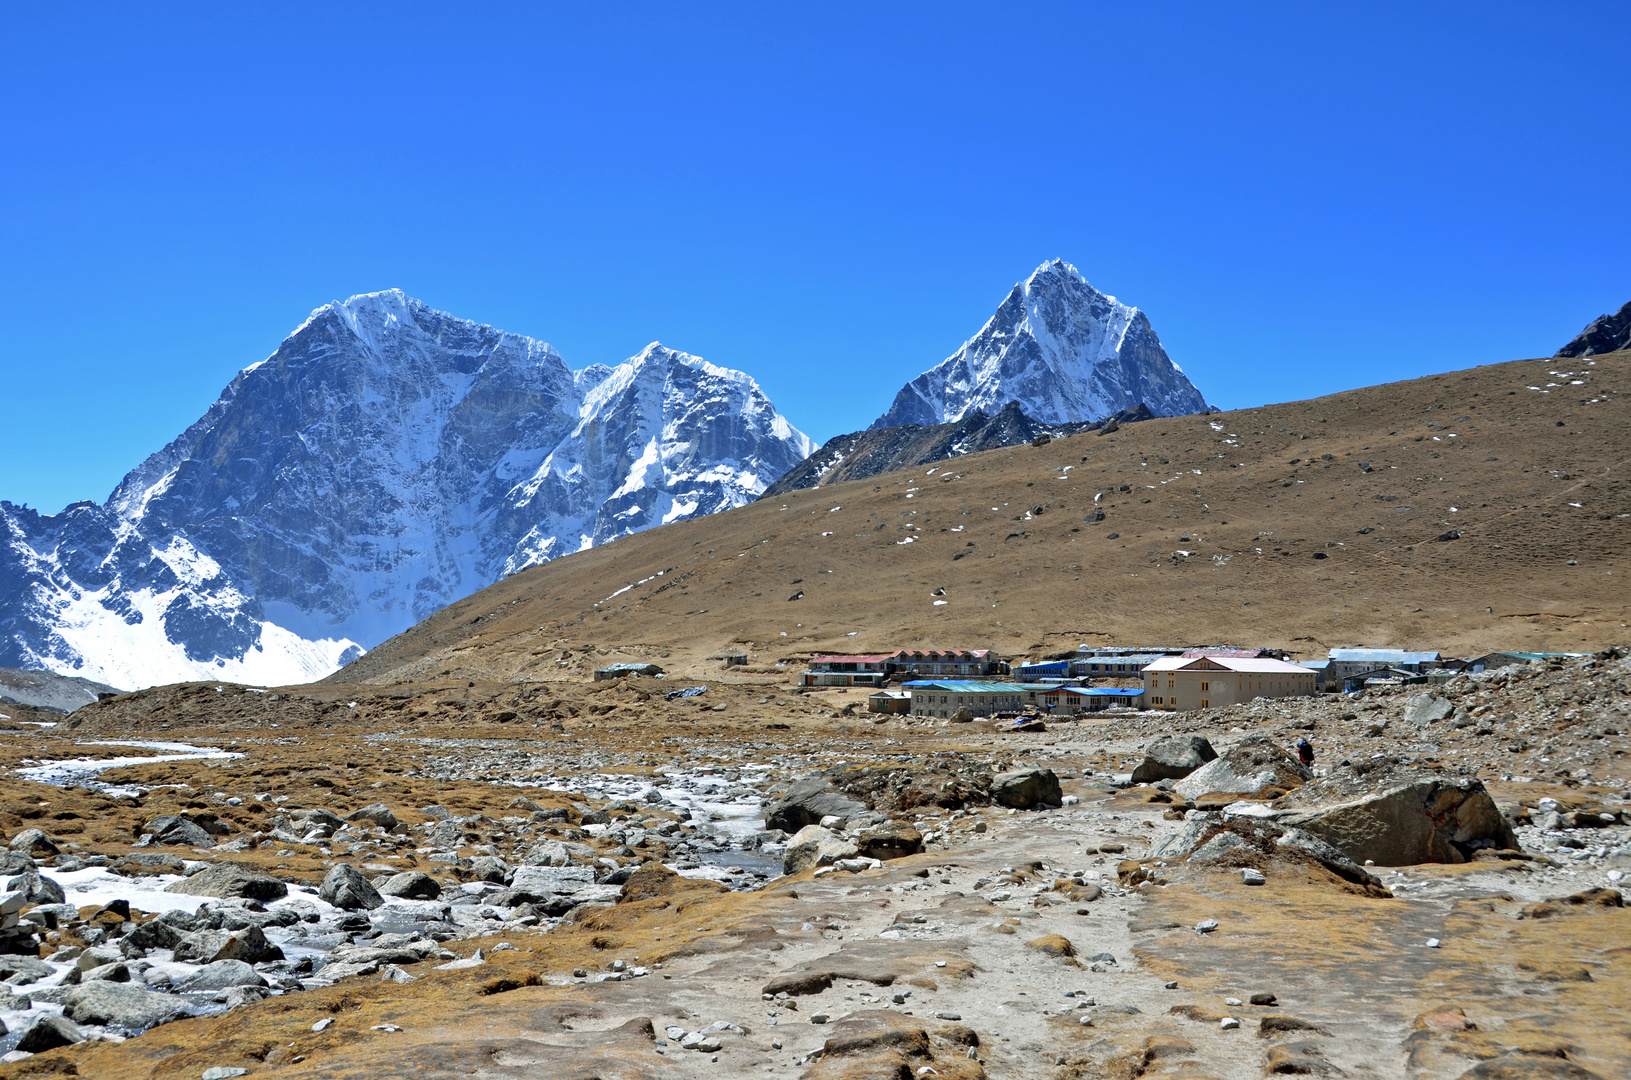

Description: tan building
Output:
[1141,655,1317,712]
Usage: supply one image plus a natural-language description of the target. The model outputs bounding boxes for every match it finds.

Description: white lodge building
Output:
[1141,655,1318,711]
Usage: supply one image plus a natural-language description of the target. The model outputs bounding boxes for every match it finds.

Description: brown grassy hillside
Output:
[331,352,1630,684]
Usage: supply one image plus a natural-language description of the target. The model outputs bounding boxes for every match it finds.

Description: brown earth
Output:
[327,351,1630,687]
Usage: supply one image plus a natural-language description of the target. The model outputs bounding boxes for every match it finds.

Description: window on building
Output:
[1199,698,1210,709]
[1200,681,1210,692]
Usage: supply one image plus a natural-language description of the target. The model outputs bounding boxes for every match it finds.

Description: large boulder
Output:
[510,865,595,896]
[1131,736,1218,783]
[783,826,860,874]
[377,871,440,900]
[852,821,924,861]
[1278,772,1518,865]
[345,803,400,832]
[764,777,870,833]
[173,959,268,993]
[8,828,58,858]
[15,1015,86,1053]
[164,862,288,901]
[522,839,593,866]
[142,815,216,848]
[992,768,1062,809]
[1403,694,1454,727]
[172,926,284,965]
[321,863,383,910]
[63,982,190,1031]
[6,872,65,906]
[1174,737,1311,802]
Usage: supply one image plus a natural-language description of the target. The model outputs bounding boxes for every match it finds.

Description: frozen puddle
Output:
[17,741,243,796]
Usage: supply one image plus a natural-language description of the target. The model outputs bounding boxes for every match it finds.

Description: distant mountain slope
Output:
[1557,301,1631,358]
[332,352,1629,689]
[762,402,1153,497]
[0,292,812,689]
[872,259,1208,430]
[0,667,120,713]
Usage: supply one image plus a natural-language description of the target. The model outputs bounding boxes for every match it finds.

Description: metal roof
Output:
[1042,686,1145,697]
[1327,648,1440,663]
[1144,656,1316,675]
[901,680,1031,693]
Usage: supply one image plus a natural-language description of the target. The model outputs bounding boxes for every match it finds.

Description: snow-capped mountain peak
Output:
[871,259,1208,429]
[1,297,811,690]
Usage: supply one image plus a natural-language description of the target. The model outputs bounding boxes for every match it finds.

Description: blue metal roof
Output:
[1043,686,1144,696]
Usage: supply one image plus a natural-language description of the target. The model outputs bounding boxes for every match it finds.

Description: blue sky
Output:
[2,3,1627,514]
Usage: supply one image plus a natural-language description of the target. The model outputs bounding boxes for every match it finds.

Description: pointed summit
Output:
[871,260,1208,430]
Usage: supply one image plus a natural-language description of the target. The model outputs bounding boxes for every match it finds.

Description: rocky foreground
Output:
[0,652,1625,1078]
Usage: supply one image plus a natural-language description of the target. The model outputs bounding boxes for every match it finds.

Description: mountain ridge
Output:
[0,291,813,689]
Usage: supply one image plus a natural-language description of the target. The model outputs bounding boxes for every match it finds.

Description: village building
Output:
[867,689,912,714]
[1037,686,1146,714]
[1325,648,1440,682]
[902,680,1030,719]
[1073,652,1172,678]
[1141,655,1318,711]
[888,649,1001,678]
[800,655,891,687]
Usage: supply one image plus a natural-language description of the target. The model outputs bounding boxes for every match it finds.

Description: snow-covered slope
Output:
[872,259,1209,429]
[0,292,812,689]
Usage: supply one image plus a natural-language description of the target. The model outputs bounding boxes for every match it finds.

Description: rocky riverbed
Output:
[0,650,1625,1078]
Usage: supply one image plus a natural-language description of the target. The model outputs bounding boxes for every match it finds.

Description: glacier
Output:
[0,292,813,690]
[872,259,1209,429]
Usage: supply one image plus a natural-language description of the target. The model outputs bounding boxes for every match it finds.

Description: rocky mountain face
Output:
[1557,300,1631,358]
[761,402,1153,497]
[0,292,813,690]
[872,259,1208,430]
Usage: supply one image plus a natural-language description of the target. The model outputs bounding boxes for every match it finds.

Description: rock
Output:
[345,803,399,832]
[8,828,58,857]
[1278,771,1518,865]
[144,815,216,848]
[1250,993,1277,1006]
[851,821,924,861]
[164,862,288,901]
[377,871,440,900]
[1404,694,1454,727]
[1173,737,1311,802]
[5,872,65,905]
[469,856,509,883]
[174,960,268,993]
[507,796,544,812]
[202,1068,250,1080]
[523,840,577,867]
[1132,736,1218,783]
[173,926,284,965]
[511,865,595,895]
[0,852,36,875]
[1027,934,1076,958]
[81,962,131,982]
[764,778,869,834]
[63,982,189,1031]
[1241,868,1266,886]
[0,955,55,984]
[1196,919,1219,933]
[16,1015,86,1053]
[992,768,1063,809]
[321,864,384,910]
[783,825,860,874]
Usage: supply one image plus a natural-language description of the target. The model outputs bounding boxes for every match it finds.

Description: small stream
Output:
[16,741,243,797]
